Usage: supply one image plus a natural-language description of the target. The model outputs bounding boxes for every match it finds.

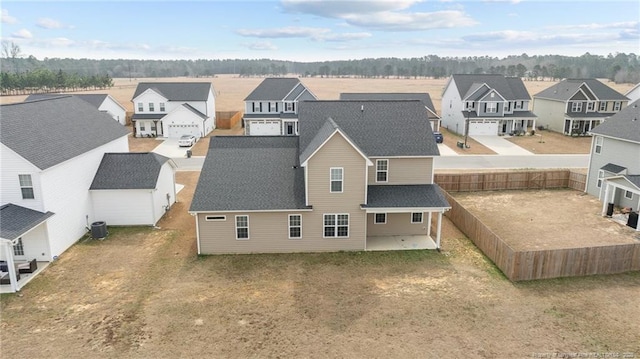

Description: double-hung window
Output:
[330,168,343,193]
[235,215,249,240]
[587,102,595,112]
[137,102,143,112]
[323,214,349,238]
[597,170,604,188]
[599,102,607,111]
[148,103,154,112]
[376,159,388,182]
[288,214,302,239]
[614,102,622,111]
[159,102,165,112]
[486,102,497,113]
[571,102,582,112]
[285,102,294,112]
[595,136,603,154]
[19,174,34,199]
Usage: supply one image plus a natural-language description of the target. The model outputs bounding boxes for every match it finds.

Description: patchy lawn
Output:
[126,126,162,153]
[506,129,593,154]
[440,127,496,155]
[1,172,639,358]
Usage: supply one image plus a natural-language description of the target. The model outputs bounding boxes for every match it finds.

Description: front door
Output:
[284,122,295,135]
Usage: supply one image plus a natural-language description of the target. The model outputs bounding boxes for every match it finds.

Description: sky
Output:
[1,0,639,62]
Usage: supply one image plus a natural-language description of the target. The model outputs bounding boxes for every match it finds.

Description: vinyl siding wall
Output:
[586,136,640,202]
[91,190,155,225]
[0,144,45,211]
[532,98,566,132]
[367,213,428,236]
[13,222,51,262]
[152,163,177,223]
[441,80,466,135]
[368,157,433,185]
[99,98,127,125]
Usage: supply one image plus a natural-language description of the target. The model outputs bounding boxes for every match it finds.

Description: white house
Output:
[441,74,536,136]
[90,153,177,226]
[25,93,128,125]
[131,82,216,138]
[625,83,640,103]
[243,78,317,136]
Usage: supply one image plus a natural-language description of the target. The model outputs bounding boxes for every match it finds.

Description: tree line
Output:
[0,69,113,95]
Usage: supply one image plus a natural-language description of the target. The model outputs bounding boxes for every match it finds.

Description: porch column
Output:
[1,241,19,293]
[436,211,443,249]
[427,212,432,237]
[601,183,611,216]
[531,119,536,132]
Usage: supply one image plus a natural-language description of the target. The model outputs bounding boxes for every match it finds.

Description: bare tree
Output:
[2,41,21,73]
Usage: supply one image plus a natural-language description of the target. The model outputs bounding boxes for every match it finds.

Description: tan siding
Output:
[368,157,433,185]
[532,98,567,132]
[367,213,428,236]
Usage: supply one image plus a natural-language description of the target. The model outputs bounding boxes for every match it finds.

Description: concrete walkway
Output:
[437,143,459,156]
[471,135,533,155]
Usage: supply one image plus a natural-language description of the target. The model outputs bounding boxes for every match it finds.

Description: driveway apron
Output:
[471,135,533,155]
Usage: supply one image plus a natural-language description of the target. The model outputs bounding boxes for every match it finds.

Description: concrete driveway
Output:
[471,135,533,155]
[437,144,459,156]
[152,138,194,158]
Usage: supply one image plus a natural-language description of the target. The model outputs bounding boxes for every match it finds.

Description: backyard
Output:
[1,172,639,358]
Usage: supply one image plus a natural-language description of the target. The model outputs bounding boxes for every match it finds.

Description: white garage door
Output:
[468,121,499,136]
[168,124,200,138]
[250,121,281,136]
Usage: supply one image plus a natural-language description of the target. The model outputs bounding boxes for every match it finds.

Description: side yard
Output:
[1,172,639,358]
[506,129,593,154]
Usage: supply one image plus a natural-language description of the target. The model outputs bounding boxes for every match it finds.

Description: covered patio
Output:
[601,175,640,231]
[564,114,604,136]
[362,185,451,251]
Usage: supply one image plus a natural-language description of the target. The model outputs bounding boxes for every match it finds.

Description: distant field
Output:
[1,75,636,114]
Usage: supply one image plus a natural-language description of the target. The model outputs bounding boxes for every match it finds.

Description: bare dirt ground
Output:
[507,129,593,154]
[440,127,496,155]
[453,189,640,251]
[2,174,639,358]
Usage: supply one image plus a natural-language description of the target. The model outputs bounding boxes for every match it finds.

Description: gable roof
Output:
[181,103,208,119]
[132,82,213,101]
[90,153,173,190]
[298,100,440,159]
[339,93,438,117]
[299,117,372,166]
[590,99,640,143]
[0,204,54,241]
[600,163,627,174]
[190,136,307,212]
[244,78,306,101]
[26,93,113,109]
[534,79,629,101]
[451,74,531,101]
[1,96,130,170]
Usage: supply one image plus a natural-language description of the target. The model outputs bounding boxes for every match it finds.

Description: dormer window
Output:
[614,102,621,111]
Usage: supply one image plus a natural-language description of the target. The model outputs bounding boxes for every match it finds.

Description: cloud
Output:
[11,29,33,39]
[1,9,18,24]
[243,41,278,51]
[37,17,73,30]
[236,26,329,38]
[281,0,419,17]
[318,32,372,42]
[548,21,639,31]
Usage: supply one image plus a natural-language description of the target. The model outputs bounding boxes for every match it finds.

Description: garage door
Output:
[468,121,499,136]
[168,124,200,138]
[250,121,281,136]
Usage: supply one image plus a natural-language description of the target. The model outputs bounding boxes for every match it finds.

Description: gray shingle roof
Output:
[190,136,307,212]
[299,117,362,165]
[339,93,437,116]
[363,185,450,209]
[244,78,305,101]
[461,111,537,119]
[90,153,172,190]
[626,175,640,189]
[534,78,629,101]
[182,103,208,119]
[26,94,114,109]
[600,163,627,174]
[132,113,166,120]
[1,96,130,170]
[590,99,640,143]
[132,82,213,101]
[451,74,531,101]
[0,204,54,240]
[298,100,440,159]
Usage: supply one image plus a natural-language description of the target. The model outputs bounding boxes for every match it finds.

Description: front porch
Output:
[563,116,603,136]
[601,175,640,231]
[366,235,437,251]
[0,261,49,294]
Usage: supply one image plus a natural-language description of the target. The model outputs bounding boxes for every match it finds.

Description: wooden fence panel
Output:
[435,170,583,193]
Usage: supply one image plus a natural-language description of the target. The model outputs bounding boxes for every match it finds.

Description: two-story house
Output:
[243,77,317,136]
[131,82,216,138]
[189,100,450,254]
[441,74,536,136]
[339,92,441,131]
[585,99,640,228]
[533,78,629,135]
[25,93,127,125]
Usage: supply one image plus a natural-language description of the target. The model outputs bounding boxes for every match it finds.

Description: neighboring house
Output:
[90,153,177,226]
[340,92,441,131]
[131,82,216,138]
[441,74,536,136]
[585,99,640,225]
[190,100,450,254]
[625,83,640,103]
[533,78,629,135]
[25,93,127,125]
[243,77,317,136]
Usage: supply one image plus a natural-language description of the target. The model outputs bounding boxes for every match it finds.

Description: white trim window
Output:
[599,102,607,111]
[323,214,349,238]
[13,238,24,256]
[19,174,34,199]
[137,102,143,112]
[235,215,249,240]
[595,136,603,154]
[571,101,582,112]
[148,102,154,112]
[614,102,622,111]
[376,159,388,182]
[486,102,497,113]
[597,170,604,188]
[330,167,343,193]
[465,101,475,110]
[625,190,633,200]
[159,102,166,112]
[374,213,386,224]
[586,102,595,112]
[285,102,294,112]
[411,212,423,223]
[288,214,302,239]
[205,215,226,221]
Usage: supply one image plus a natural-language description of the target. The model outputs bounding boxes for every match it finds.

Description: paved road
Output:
[434,154,589,170]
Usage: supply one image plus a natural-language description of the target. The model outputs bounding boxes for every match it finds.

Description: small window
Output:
[137,102,143,112]
[625,190,633,199]
[374,213,386,224]
[13,238,24,256]
[411,212,423,223]
[376,159,388,182]
[140,123,146,131]
[330,168,343,193]
[205,215,226,221]
[595,136,602,154]
[148,103,154,112]
[323,214,349,238]
[587,102,595,111]
[235,215,249,240]
[19,174,34,199]
[571,102,582,112]
[597,170,604,188]
[614,102,621,111]
[599,102,607,111]
[270,102,277,112]
[486,102,497,113]
[285,102,294,112]
[289,214,302,239]
[159,102,165,112]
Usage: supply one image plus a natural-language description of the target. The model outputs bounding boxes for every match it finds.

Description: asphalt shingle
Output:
[534,79,629,101]
[90,153,171,190]
[0,204,55,240]
[25,93,110,109]
[339,93,437,116]
[244,78,305,101]
[451,74,531,101]
[132,82,213,101]
[364,185,450,209]
[600,163,627,174]
[590,99,640,143]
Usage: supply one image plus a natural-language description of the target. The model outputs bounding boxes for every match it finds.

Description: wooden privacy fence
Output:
[444,192,640,281]
[435,170,586,192]
[216,111,242,129]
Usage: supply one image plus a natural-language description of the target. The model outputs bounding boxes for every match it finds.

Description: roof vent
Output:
[361,105,364,112]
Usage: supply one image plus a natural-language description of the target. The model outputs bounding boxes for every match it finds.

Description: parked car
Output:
[178,135,196,147]
[433,131,444,144]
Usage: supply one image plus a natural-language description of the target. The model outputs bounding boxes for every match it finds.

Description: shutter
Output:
[276,102,278,112]
[484,103,487,112]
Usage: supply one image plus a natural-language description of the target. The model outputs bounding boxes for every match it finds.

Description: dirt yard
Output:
[453,189,640,251]
[1,173,639,358]
[507,129,593,154]
[440,127,496,155]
